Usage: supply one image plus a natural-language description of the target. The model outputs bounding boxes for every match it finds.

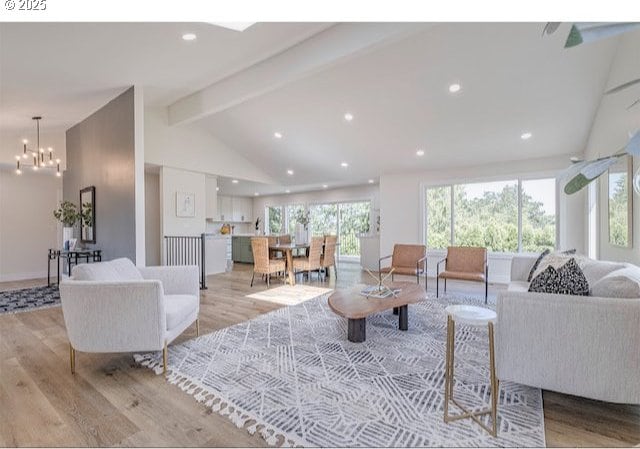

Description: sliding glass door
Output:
[338,201,370,259]
[309,201,371,260]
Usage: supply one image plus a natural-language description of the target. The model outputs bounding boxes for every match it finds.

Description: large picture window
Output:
[426,177,556,253]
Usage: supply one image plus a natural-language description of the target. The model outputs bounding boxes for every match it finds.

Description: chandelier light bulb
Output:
[56,158,61,164]
[16,169,22,175]
[32,166,38,171]
[22,153,28,159]
[49,160,54,165]
[48,147,53,152]
[22,139,28,144]
[39,148,44,153]
[15,155,20,161]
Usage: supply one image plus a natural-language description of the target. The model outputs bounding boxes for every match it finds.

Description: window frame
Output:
[422,174,559,255]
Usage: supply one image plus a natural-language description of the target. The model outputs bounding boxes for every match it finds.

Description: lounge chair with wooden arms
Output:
[378,244,427,290]
[437,246,488,303]
[251,237,286,287]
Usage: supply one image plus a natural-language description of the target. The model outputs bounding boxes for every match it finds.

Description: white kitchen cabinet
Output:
[217,195,233,221]
[232,197,253,222]
[205,177,218,219]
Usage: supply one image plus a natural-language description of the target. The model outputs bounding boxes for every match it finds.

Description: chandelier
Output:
[15,116,61,176]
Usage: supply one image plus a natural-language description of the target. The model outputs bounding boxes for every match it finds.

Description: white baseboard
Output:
[0,271,49,283]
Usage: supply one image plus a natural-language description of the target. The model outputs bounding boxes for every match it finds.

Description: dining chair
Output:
[250,237,286,287]
[293,236,324,282]
[321,235,338,280]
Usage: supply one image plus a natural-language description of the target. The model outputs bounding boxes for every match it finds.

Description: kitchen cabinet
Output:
[216,195,252,223]
[232,236,254,263]
[217,195,233,221]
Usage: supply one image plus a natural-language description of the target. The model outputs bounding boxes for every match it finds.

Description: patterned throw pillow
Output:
[528,258,589,296]
[528,248,551,282]
[530,251,588,281]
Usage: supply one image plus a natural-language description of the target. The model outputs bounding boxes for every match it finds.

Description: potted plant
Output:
[53,200,79,249]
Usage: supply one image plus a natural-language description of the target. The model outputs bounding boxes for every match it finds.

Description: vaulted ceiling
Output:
[0,22,627,194]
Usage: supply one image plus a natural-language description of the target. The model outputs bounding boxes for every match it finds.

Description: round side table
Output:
[444,304,499,437]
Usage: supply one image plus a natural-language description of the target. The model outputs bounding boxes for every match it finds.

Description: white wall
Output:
[144,172,161,266]
[252,184,380,233]
[584,29,640,264]
[380,155,585,283]
[159,167,206,243]
[0,168,62,281]
[145,107,276,184]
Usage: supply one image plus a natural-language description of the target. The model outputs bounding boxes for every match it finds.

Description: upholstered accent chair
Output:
[379,244,427,289]
[251,237,286,287]
[293,236,324,281]
[437,246,488,302]
[59,258,200,376]
[321,235,338,280]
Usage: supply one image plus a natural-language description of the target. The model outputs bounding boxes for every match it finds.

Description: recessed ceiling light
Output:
[208,22,256,32]
[416,149,425,156]
[449,83,461,93]
[322,184,328,189]
[232,179,239,184]
[287,169,294,175]
[254,192,260,196]
[341,162,349,168]
[216,187,220,191]
[521,132,532,140]
[285,189,291,193]
[368,179,374,184]
[274,132,283,139]
[182,33,197,41]
[344,112,354,122]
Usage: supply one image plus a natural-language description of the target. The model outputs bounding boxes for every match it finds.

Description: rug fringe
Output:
[150,368,309,447]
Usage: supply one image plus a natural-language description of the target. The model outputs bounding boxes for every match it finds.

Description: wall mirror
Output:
[608,155,633,247]
[80,186,96,244]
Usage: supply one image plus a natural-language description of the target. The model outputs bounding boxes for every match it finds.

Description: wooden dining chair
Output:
[250,237,285,287]
[293,236,324,282]
[321,235,338,280]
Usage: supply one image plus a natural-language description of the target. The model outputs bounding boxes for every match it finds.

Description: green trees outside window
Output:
[426,178,556,253]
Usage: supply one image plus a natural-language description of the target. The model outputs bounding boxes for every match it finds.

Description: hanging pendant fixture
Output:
[15,116,61,177]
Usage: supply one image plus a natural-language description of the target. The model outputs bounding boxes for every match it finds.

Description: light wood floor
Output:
[1,263,638,447]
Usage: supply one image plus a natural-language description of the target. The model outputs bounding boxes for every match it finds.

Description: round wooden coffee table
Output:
[328,282,425,342]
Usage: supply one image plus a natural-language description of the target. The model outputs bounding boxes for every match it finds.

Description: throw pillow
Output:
[530,251,588,281]
[591,266,640,298]
[528,258,589,296]
[527,248,551,282]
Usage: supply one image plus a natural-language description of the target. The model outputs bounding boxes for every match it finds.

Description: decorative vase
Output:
[295,223,308,244]
[63,226,74,250]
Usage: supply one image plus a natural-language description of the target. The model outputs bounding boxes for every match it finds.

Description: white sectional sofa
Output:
[496,254,640,404]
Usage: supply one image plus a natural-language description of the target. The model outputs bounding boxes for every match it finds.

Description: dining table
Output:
[268,242,310,285]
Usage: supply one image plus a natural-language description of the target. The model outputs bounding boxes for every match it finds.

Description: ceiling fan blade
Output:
[564,173,594,195]
[543,22,561,36]
[559,160,589,180]
[565,22,640,48]
[625,130,640,157]
[579,156,619,179]
[627,98,640,110]
[605,78,640,95]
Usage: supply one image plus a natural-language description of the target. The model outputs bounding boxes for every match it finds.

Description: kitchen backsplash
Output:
[206,220,253,235]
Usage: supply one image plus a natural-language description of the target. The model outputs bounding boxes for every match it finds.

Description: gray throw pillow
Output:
[528,248,551,282]
[529,258,589,296]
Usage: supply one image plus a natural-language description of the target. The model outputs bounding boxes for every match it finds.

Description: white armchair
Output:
[59,258,200,375]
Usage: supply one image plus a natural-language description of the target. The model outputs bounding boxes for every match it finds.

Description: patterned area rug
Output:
[135,291,545,447]
[0,285,60,314]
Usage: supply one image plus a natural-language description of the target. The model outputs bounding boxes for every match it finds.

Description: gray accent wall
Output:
[64,87,137,262]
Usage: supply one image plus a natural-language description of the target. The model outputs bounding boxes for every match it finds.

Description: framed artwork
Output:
[608,155,633,247]
[176,192,196,217]
[80,186,96,243]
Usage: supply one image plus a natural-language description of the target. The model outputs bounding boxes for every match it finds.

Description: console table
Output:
[48,249,102,286]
